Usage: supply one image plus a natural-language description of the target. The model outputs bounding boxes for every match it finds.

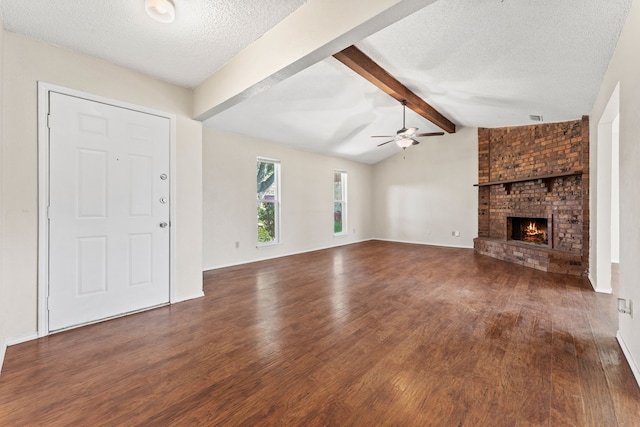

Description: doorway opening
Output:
[595,83,620,294]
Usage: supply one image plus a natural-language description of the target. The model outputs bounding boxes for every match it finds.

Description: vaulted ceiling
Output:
[1,0,632,164]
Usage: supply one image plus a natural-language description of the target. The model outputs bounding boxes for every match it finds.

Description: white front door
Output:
[47,92,171,331]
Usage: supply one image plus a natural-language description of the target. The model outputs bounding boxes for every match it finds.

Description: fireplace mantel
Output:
[473,170,583,193]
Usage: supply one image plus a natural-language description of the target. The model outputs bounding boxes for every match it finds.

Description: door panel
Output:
[77,149,108,218]
[48,92,170,331]
[129,233,153,286]
[77,236,107,295]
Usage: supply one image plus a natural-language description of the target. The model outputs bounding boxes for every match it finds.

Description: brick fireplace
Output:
[473,117,589,276]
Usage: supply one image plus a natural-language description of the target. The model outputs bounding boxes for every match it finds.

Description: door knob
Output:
[159,222,168,228]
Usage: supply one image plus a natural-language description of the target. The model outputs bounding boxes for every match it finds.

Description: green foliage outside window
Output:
[258,202,276,242]
[334,172,346,234]
[257,160,278,243]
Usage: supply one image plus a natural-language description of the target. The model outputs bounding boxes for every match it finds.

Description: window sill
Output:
[256,242,282,248]
[333,233,348,238]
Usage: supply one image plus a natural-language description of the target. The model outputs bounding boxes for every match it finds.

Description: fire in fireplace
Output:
[509,217,548,245]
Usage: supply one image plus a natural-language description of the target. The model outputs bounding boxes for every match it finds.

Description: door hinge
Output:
[47,113,52,129]
[47,296,51,310]
[46,205,50,219]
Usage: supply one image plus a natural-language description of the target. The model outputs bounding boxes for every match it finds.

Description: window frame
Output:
[256,157,281,246]
[333,170,348,236]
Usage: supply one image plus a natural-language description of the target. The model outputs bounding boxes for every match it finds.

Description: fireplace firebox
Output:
[507,217,549,246]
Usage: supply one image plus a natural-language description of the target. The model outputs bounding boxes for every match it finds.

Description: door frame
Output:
[37,82,177,336]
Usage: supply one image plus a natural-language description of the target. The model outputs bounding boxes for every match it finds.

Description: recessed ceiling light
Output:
[145,0,175,24]
[529,114,543,122]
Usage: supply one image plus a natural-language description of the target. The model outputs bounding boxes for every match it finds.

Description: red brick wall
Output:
[477,128,491,238]
[580,117,590,271]
[474,117,590,275]
[487,119,584,182]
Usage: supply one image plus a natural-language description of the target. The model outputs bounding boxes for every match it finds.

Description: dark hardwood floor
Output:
[1,241,639,426]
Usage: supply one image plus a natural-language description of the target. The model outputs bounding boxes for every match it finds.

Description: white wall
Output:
[0,32,203,345]
[202,128,373,269]
[590,0,640,383]
[372,127,478,248]
[0,16,6,370]
[611,115,620,263]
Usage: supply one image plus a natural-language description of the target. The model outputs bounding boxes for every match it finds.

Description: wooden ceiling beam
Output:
[333,45,456,134]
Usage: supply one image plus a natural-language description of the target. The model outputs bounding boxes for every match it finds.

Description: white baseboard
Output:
[588,272,596,290]
[203,238,373,272]
[617,331,640,388]
[373,238,474,250]
[172,291,205,303]
[588,272,614,294]
[6,333,41,346]
[0,339,6,375]
[0,333,40,376]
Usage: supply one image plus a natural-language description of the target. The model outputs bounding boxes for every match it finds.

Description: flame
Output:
[525,221,539,236]
[522,220,546,242]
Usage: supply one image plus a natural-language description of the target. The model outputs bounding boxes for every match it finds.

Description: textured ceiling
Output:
[0,0,309,88]
[358,0,631,128]
[205,0,632,164]
[0,0,632,164]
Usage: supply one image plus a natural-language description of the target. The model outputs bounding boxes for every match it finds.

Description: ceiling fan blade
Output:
[411,139,420,145]
[404,127,418,136]
[377,139,395,147]
[371,135,395,138]
[415,132,445,137]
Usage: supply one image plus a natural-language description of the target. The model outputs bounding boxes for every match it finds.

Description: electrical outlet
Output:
[618,298,633,317]
[426,229,431,235]
[452,231,460,237]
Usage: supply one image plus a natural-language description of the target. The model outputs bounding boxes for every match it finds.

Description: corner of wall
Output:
[0,339,6,376]
[617,331,640,388]
[581,116,591,275]
[0,9,6,375]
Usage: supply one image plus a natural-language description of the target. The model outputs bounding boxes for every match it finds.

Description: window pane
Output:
[334,172,343,200]
[257,159,279,244]
[333,171,347,235]
[257,201,276,242]
[334,202,343,234]
[257,161,276,199]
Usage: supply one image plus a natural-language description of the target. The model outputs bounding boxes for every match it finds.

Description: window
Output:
[257,158,280,245]
[334,170,347,235]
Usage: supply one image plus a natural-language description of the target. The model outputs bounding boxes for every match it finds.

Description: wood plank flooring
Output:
[1,241,639,426]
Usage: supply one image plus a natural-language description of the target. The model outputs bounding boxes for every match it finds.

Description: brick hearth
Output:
[474,117,589,276]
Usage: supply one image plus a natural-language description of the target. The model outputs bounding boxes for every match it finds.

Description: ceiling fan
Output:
[372,100,444,149]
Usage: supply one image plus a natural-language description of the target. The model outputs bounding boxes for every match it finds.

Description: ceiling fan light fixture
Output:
[373,100,441,149]
[396,138,414,149]
[145,0,175,23]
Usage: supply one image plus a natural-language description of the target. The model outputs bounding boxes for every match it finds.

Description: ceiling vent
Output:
[529,114,543,122]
